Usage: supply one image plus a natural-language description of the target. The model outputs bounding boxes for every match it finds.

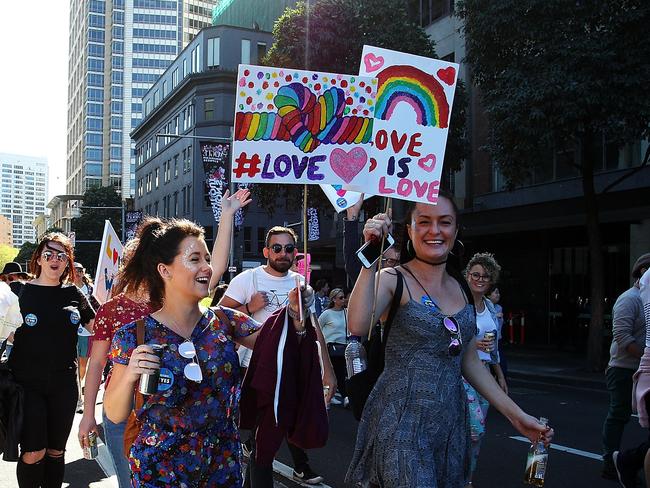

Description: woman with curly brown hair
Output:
[9,232,95,487]
[463,252,508,486]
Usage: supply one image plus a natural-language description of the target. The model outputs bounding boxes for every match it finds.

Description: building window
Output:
[205,98,214,121]
[184,146,191,172]
[154,167,159,188]
[244,226,251,253]
[173,191,178,216]
[257,42,267,62]
[172,68,179,88]
[241,39,251,64]
[174,155,179,178]
[207,37,220,67]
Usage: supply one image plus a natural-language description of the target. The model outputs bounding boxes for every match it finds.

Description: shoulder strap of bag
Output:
[134,319,145,411]
[382,269,404,345]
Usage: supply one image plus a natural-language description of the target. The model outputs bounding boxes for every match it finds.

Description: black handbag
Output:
[327,342,346,357]
[345,269,403,421]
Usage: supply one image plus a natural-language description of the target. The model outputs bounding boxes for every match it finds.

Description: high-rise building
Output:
[0,153,48,247]
[66,0,216,198]
[0,215,13,247]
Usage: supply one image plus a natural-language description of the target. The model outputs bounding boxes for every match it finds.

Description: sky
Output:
[0,1,70,200]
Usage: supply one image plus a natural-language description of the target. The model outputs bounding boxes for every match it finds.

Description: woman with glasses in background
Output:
[320,288,349,406]
[9,233,96,487]
[103,217,307,486]
[463,252,508,486]
[346,195,552,488]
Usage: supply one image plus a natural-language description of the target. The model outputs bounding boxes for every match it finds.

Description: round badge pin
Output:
[24,313,38,327]
[158,368,174,392]
[70,309,81,325]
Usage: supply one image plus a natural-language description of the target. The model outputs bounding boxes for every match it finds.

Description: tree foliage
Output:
[457,0,650,369]
[0,244,19,270]
[71,186,123,275]
[254,0,468,215]
[14,242,37,269]
[457,0,650,181]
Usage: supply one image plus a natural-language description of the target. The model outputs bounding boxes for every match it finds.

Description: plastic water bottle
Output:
[524,417,549,486]
[345,337,367,378]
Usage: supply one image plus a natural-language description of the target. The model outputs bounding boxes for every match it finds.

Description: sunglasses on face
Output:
[178,341,203,382]
[443,316,463,356]
[42,250,68,262]
[469,272,491,282]
[269,244,296,254]
[381,257,400,266]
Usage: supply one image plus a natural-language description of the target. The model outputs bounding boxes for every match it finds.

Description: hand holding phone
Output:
[356,233,396,269]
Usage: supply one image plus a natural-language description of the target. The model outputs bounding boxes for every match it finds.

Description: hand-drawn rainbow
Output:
[235,83,373,153]
[374,65,450,129]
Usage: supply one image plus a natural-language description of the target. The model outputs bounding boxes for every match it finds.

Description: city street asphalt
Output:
[0,364,645,487]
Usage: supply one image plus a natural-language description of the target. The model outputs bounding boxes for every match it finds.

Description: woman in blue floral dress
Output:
[104,217,308,487]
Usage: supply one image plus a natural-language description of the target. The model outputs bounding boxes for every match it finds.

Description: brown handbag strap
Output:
[134,319,145,411]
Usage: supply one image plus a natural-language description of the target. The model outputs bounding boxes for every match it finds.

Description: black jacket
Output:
[0,341,23,462]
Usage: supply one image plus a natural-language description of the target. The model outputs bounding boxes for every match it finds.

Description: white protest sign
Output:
[93,220,123,304]
[319,184,370,212]
[232,65,377,186]
[357,46,459,204]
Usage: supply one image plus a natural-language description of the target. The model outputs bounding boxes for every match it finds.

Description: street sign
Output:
[228,266,237,273]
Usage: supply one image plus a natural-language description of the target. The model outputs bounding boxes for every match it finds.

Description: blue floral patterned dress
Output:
[111,306,260,487]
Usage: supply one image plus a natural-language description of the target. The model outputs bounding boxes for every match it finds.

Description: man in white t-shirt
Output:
[220,225,336,486]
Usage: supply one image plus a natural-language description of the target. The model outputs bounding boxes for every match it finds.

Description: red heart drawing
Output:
[417,154,437,173]
[112,249,119,266]
[437,67,456,85]
[363,53,385,73]
[330,148,368,183]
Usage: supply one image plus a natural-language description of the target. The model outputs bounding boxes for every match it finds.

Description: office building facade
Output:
[66,0,216,198]
[0,153,48,247]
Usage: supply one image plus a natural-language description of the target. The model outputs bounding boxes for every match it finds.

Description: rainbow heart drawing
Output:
[235,83,374,153]
[330,147,368,183]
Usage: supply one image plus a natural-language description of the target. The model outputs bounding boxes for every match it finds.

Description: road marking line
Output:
[510,436,601,460]
[273,459,333,488]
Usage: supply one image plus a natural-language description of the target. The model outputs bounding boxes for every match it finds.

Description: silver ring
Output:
[137,359,142,368]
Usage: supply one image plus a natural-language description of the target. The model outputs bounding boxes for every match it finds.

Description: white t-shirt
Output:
[476,305,499,363]
[319,308,347,344]
[225,266,305,367]
[640,270,650,347]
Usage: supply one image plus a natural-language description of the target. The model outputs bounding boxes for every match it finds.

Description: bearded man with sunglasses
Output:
[220,225,336,486]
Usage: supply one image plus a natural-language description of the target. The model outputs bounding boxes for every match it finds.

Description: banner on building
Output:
[307,207,319,241]
[201,141,230,223]
[232,64,377,186]
[357,45,459,204]
[125,211,143,242]
[93,220,123,305]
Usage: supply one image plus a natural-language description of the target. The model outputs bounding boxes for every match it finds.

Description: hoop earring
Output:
[407,240,413,255]
[450,239,465,257]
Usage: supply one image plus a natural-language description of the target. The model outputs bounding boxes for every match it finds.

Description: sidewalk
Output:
[504,344,606,389]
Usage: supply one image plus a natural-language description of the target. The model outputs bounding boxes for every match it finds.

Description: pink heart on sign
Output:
[418,154,437,172]
[363,53,384,73]
[330,148,368,184]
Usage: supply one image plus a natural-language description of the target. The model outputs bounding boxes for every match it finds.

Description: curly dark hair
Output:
[116,217,204,310]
